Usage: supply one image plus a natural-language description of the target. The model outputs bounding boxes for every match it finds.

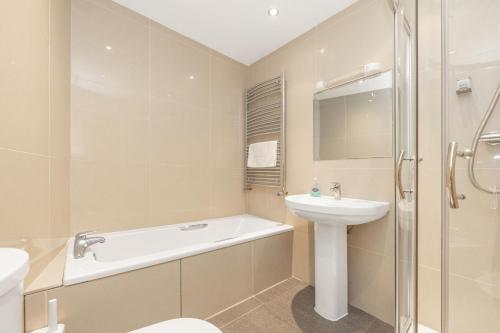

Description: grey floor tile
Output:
[222,306,300,333]
[336,306,377,332]
[366,319,394,333]
[263,285,363,333]
[216,278,394,333]
[256,278,308,303]
[208,297,263,328]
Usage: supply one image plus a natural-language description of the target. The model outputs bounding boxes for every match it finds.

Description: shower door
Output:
[442,0,500,332]
[395,0,417,332]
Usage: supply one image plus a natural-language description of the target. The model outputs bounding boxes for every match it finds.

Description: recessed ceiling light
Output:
[105,45,112,51]
[189,75,195,80]
[319,48,325,54]
[268,8,279,17]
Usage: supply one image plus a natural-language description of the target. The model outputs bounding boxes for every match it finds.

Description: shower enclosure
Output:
[395,0,417,332]
[396,0,500,332]
[441,0,500,332]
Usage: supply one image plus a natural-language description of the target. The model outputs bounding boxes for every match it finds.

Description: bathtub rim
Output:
[63,215,293,286]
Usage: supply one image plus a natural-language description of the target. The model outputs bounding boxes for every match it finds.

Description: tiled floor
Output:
[208,278,393,333]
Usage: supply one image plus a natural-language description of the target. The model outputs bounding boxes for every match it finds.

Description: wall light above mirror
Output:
[313,70,393,160]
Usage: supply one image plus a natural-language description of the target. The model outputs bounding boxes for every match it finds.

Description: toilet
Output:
[129,318,222,333]
[0,248,30,333]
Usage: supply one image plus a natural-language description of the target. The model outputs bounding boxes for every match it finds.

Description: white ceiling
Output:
[113,0,357,65]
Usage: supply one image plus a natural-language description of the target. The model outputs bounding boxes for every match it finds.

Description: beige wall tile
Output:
[181,243,253,319]
[0,0,50,155]
[315,0,394,83]
[71,0,149,120]
[209,112,243,169]
[71,160,151,233]
[291,224,316,285]
[418,265,441,331]
[50,158,70,238]
[151,165,210,224]
[151,99,209,166]
[150,23,210,109]
[417,167,441,270]
[37,261,181,333]
[448,274,500,333]
[49,0,71,240]
[246,187,287,223]
[25,291,47,332]
[253,232,293,293]
[348,246,395,325]
[70,109,121,163]
[49,0,71,160]
[0,0,71,293]
[70,0,247,233]
[0,150,50,240]
[70,160,119,233]
[209,168,245,218]
[448,169,500,285]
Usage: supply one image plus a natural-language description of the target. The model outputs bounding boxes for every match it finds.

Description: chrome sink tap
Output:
[73,231,105,259]
[329,182,342,200]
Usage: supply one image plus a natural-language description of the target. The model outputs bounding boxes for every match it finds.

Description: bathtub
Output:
[63,215,293,285]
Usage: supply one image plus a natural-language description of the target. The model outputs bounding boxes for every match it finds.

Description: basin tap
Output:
[73,231,105,259]
[329,182,341,200]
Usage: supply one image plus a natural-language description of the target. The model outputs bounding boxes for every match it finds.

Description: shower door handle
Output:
[396,150,414,200]
[447,141,466,208]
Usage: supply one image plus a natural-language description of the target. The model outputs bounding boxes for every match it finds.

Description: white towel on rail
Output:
[247,141,278,168]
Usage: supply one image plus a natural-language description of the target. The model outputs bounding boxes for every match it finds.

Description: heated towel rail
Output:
[245,74,286,196]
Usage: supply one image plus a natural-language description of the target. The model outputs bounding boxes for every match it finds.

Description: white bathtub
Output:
[63,215,293,285]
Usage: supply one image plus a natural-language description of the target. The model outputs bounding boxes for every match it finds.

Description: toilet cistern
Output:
[285,194,389,321]
[0,248,29,333]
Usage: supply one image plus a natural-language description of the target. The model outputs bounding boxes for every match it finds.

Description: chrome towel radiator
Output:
[245,74,286,196]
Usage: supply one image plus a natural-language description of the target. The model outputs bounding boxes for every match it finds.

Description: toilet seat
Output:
[129,318,221,333]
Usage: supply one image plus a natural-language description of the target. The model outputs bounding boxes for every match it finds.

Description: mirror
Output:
[313,70,393,160]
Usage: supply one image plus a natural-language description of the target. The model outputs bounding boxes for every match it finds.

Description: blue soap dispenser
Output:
[310,177,321,197]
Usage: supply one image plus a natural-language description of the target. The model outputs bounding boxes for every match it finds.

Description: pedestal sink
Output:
[285,194,390,321]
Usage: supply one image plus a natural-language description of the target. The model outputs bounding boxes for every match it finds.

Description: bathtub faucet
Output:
[73,231,106,259]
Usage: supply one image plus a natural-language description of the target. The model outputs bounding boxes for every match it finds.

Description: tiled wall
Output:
[70,0,247,234]
[246,0,396,324]
[0,0,71,279]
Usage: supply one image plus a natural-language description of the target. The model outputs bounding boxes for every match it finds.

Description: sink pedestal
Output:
[284,194,390,322]
[314,222,348,321]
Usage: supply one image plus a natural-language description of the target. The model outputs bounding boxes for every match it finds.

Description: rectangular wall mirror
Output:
[313,70,393,160]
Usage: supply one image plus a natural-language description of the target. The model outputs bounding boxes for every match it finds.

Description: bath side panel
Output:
[253,231,293,293]
[25,260,180,333]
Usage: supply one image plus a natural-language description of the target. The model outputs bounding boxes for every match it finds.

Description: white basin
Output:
[285,194,390,225]
[285,194,390,321]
